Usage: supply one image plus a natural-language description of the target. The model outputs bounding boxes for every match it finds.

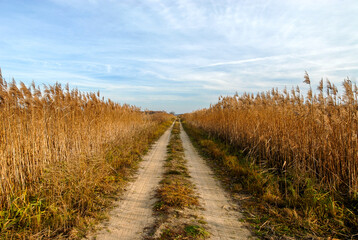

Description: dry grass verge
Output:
[146,120,209,240]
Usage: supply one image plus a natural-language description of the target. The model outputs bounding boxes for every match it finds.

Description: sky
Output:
[0,0,358,113]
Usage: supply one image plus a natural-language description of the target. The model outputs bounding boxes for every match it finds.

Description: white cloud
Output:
[1,0,358,113]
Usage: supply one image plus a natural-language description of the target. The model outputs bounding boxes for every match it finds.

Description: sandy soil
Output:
[92,124,173,240]
[180,123,252,240]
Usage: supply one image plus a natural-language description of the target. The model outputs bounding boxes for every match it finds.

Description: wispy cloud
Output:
[198,55,292,68]
[0,0,358,113]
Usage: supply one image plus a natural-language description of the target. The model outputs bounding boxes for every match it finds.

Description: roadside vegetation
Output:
[148,120,209,240]
[183,74,358,239]
[0,71,173,239]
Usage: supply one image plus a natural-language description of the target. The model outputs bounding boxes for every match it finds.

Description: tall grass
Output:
[0,69,172,238]
[184,73,358,199]
[183,74,358,237]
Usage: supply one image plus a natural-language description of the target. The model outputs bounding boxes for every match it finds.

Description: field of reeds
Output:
[183,73,358,237]
[0,70,173,238]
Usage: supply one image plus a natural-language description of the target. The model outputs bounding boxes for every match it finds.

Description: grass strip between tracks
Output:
[147,120,209,240]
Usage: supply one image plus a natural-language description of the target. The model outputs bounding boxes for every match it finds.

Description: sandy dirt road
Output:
[180,123,251,240]
[93,124,173,240]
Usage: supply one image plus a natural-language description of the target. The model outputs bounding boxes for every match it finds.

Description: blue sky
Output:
[1,0,358,113]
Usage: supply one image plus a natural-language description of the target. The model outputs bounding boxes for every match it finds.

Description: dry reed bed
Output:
[0,70,172,238]
[184,74,358,197]
[183,74,358,238]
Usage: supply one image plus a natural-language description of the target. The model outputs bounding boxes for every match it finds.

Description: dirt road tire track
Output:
[93,124,173,240]
[180,123,251,240]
